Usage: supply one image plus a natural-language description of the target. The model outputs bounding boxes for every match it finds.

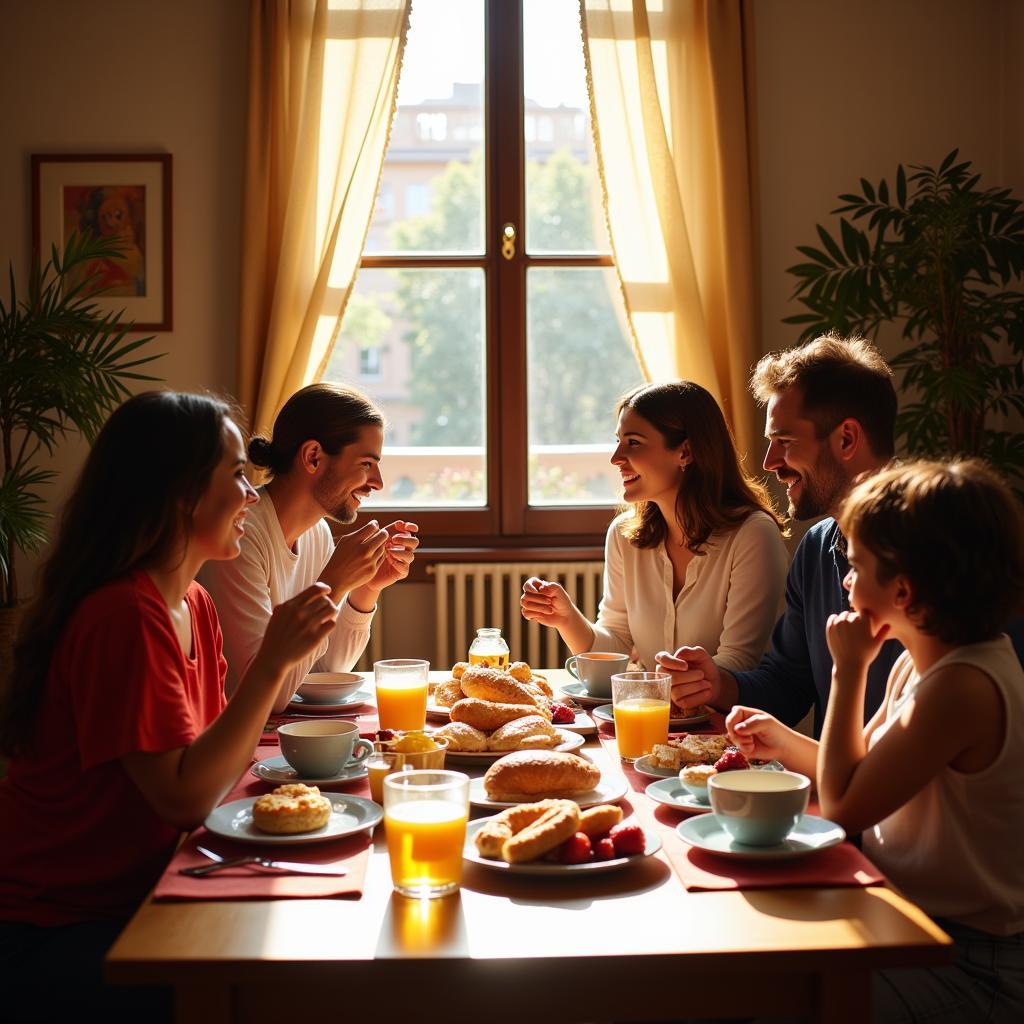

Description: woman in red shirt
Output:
[0,392,343,1022]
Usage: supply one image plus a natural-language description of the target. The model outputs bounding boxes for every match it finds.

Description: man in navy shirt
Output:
[658,336,933,736]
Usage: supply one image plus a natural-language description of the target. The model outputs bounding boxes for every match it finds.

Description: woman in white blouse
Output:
[522,381,788,691]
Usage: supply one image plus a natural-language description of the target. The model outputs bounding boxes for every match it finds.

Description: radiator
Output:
[429,562,605,670]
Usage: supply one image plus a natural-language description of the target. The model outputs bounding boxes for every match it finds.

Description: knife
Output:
[179,845,349,877]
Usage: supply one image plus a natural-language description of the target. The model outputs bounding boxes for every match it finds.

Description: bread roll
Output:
[252,784,331,834]
[578,803,623,837]
[451,697,536,731]
[431,721,489,752]
[486,715,559,751]
[483,750,601,799]
[433,679,464,707]
[502,800,580,864]
[461,666,540,706]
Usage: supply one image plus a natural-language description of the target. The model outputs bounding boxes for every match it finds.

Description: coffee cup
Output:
[278,720,373,778]
[708,769,810,846]
[564,651,630,698]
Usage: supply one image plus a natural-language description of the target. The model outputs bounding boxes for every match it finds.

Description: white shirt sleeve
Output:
[590,520,634,655]
[316,595,375,673]
[711,512,789,672]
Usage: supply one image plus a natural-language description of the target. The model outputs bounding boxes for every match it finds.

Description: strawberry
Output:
[375,729,397,743]
[609,823,645,857]
[550,703,575,725]
[713,748,749,773]
[593,836,617,861]
[560,832,593,864]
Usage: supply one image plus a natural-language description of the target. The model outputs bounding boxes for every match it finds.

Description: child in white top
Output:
[724,459,1024,1022]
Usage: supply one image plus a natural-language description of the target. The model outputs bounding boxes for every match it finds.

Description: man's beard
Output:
[787,447,848,521]
[313,477,359,524]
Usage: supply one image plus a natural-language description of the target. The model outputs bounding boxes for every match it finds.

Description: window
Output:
[324,0,642,543]
[358,344,383,379]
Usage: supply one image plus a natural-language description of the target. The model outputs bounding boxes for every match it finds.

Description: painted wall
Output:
[0,0,248,594]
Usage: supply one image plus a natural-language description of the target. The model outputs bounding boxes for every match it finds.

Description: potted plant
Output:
[784,149,1024,491]
[0,232,162,652]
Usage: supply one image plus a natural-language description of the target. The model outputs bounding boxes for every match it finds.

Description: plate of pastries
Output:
[204,784,383,844]
[465,799,660,875]
[428,662,587,764]
[468,749,628,809]
[633,733,782,779]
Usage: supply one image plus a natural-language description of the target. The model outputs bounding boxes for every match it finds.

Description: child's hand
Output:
[725,706,793,762]
[826,610,889,678]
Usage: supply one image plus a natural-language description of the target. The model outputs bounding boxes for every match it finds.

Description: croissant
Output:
[483,750,600,800]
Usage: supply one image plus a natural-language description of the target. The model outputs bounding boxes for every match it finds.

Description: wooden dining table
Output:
[106,670,950,1022]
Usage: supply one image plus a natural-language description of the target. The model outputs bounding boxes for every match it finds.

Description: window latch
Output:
[501,223,517,261]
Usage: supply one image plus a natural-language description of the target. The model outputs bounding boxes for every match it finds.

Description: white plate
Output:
[468,773,628,809]
[439,729,586,765]
[204,793,383,845]
[556,680,614,708]
[644,778,712,814]
[676,813,846,860]
[286,689,374,713]
[632,753,785,780]
[591,703,712,729]
[425,702,596,735]
[463,817,661,876]
[250,754,368,787]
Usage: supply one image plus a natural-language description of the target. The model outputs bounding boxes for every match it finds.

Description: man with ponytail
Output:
[202,383,419,713]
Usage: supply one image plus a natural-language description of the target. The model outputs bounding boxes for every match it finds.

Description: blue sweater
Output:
[732,517,1024,739]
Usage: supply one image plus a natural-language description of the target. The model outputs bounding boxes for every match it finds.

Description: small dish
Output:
[250,754,368,787]
[204,794,383,845]
[463,817,661,875]
[675,813,846,860]
[644,778,711,813]
[556,681,613,709]
[591,703,712,729]
[286,689,373,713]
[468,773,627,810]
[631,753,784,779]
[296,671,365,702]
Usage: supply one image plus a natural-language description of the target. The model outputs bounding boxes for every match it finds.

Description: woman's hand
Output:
[725,706,796,763]
[521,577,577,628]
[255,582,339,678]
[826,610,889,683]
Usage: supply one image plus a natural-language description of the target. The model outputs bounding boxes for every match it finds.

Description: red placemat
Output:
[599,735,886,892]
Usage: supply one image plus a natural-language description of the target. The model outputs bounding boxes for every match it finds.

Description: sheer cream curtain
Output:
[581,0,761,461]
[238,0,410,433]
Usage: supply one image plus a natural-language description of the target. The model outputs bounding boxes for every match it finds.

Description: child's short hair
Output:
[838,459,1024,645]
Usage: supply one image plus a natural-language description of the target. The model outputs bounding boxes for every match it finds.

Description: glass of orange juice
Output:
[383,769,470,898]
[612,671,671,762]
[374,659,429,731]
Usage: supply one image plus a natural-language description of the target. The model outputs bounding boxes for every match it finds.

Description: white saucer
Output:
[250,754,368,786]
[676,813,846,860]
[644,778,711,813]
[468,773,628,809]
[286,689,373,713]
[557,680,613,708]
[204,793,383,845]
[463,817,661,875]
[591,703,712,729]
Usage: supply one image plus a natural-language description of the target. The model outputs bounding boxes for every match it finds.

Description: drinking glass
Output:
[374,659,429,731]
[384,769,470,898]
[612,671,671,762]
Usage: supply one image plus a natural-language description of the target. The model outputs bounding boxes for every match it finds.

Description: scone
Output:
[252,783,332,834]
[487,714,559,751]
[431,721,489,752]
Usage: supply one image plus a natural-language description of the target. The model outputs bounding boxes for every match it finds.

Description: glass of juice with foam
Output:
[374,659,430,731]
[612,671,671,762]
[384,769,470,898]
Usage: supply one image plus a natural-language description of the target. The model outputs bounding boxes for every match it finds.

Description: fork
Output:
[179,846,348,877]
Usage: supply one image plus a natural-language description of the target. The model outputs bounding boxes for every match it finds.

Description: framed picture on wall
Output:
[32,153,173,331]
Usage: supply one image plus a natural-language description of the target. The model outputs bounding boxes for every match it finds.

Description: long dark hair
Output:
[0,391,233,756]
[617,381,784,552]
[248,382,383,477]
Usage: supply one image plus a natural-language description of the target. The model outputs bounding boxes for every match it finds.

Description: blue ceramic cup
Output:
[708,769,810,846]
